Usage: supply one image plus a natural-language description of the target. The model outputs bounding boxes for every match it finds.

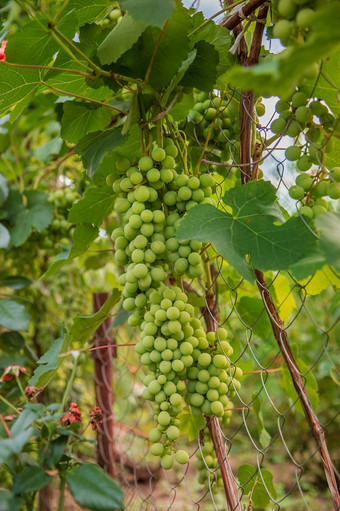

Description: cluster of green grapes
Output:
[197,430,222,490]
[41,188,78,252]
[185,328,242,418]
[188,91,239,154]
[273,0,317,52]
[107,137,242,470]
[97,7,122,28]
[269,90,339,214]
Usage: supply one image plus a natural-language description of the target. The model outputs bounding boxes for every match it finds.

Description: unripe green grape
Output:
[148,380,162,395]
[134,186,150,202]
[209,376,220,389]
[152,147,166,162]
[327,183,340,200]
[310,101,327,118]
[213,354,228,369]
[166,425,180,441]
[131,202,145,214]
[129,214,142,229]
[178,245,191,258]
[312,180,328,198]
[175,450,189,465]
[295,106,313,124]
[285,145,301,161]
[133,263,148,279]
[297,155,312,172]
[116,157,130,172]
[278,0,297,18]
[275,99,290,113]
[312,205,327,217]
[273,19,293,42]
[174,258,189,274]
[140,223,154,237]
[165,144,178,158]
[191,393,204,407]
[172,359,184,372]
[140,209,153,222]
[130,171,143,185]
[289,185,305,200]
[161,454,173,470]
[286,120,301,138]
[115,236,128,249]
[210,400,224,417]
[115,249,128,265]
[170,393,182,407]
[153,210,165,223]
[271,117,286,134]
[147,168,160,183]
[164,381,177,396]
[198,353,211,367]
[139,156,153,172]
[160,168,174,183]
[115,198,130,213]
[291,91,308,108]
[296,7,315,28]
[164,191,177,206]
[295,174,313,191]
[299,206,313,218]
[150,442,164,456]
[149,428,162,443]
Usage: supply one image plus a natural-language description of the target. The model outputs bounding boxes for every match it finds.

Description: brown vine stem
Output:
[254,271,340,510]
[33,149,74,189]
[223,0,268,31]
[235,5,340,507]
[40,82,128,115]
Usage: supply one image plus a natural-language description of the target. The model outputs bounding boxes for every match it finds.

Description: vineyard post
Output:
[92,292,117,478]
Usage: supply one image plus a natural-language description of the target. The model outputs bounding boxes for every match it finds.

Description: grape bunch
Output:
[273,0,317,55]
[185,327,242,418]
[41,188,78,252]
[108,136,242,470]
[187,91,240,155]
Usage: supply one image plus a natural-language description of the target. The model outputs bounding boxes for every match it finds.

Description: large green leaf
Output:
[119,0,176,28]
[75,128,127,178]
[5,14,76,67]
[13,467,52,495]
[66,463,124,510]
[0,300,29,331]
[252,395,271,449]
[223,2,340,98]
[0,66,41,119]
[177,180,317,281]
[180,40,219,92]
[68,186,116,225]
[315,213,340,271]
[0,331,25,352]
[237,297,272,341]
[64,0,111,27]
[0,173,8,206]
[238,464,276,507]
[61,102,112,143]
[178,409,206,441]
[6,190,53,247]
[0,224,10,249]
[29,290,120,387]
[97,14,146,65]
[43,224,98,278]
[68,288,120,343]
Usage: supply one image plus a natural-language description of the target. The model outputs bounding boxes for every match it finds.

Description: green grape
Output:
[328,183,340,199]
[285,145,301,161]
[286,120,301,137]
[134,186,150,202]
[152,147,166,162]
[299,206,313,218]
[295,106,313,124]
[291,91,308,108]
[161,454,173,469]
[175,450,189,465]
[273,19,293,43]
[271,117,286,134]
[150,443,164,456]
[116,157,130,172]
[278,0,297,18]
[296,8,315,28]
[289,185,305,200]
[297,155,312,172]
[295,174,313,190]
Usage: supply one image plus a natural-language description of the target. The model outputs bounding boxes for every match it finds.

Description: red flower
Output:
[1,365,27,382]
[0,40,7,62]
[24,385,44,399]
[89,406,103,431]
[60,402,82,425]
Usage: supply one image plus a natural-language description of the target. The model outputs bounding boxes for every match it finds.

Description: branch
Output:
[2,60,92,78]
[33,149,75,188]
[40,81,128,115]
[254,270,340,510]
[223,0,268,31]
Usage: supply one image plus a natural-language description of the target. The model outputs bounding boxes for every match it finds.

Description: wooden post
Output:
[92,292,117,478]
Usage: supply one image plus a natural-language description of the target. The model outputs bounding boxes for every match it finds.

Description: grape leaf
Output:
[271,274,296,323]
[0,66,42,119]
[13,467,52,495]
[252,396,271,449]
[177,180,317,281]
[179,40,219,92]
[237,297,272,341]
[5,14,76,67]
[28,337,65,387]
[178,409,206,441]
[0,300,29,331]
[75,128,127,178]
[61,102,112,143]
[97,14,146,65]
[238,464,276,507]
[0,173,9,206]
[315,213,340,271]
[68,186,116,225]
[119,0,176,28]
[42,224,98,278]
[63,0,111,26]
[6,190,54,247]
[0,224,10,249]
